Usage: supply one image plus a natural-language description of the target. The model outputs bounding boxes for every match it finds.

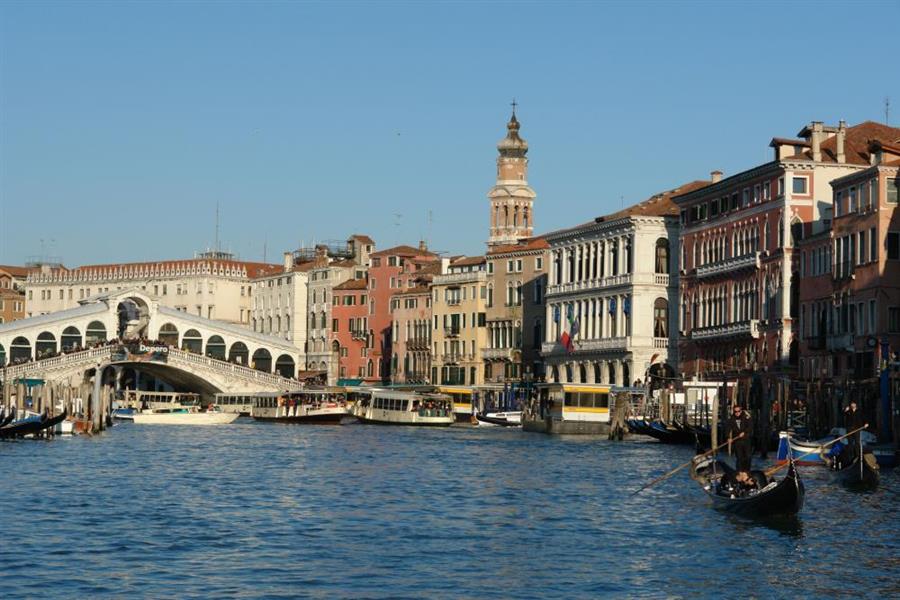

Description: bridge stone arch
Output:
[252,348,272,372]
[228,341,249,365]
[182,329,203,354]
[10,336,32,363]
[275,354,295,378]
[206,335,226,360]
[158,323,179,347]
[61,326,82,351]
[86,321,108,345]
[36,331,57,358]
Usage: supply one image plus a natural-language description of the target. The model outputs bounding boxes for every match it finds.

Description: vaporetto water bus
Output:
[214,393,257,416]
[130,405,240,425]
[351,389,454,426]
[522,383,615,434]
[436,385,476,423]
[250,388,351,424]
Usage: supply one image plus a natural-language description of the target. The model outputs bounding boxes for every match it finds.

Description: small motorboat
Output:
[131,406,240,425]
[475,411,522,427]
[112,408,136,421]
[690,454,804,517]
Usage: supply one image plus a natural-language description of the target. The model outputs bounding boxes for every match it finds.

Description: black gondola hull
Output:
[691,457,804,517]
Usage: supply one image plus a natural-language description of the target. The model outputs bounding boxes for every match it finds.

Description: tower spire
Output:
[487,105,536,248]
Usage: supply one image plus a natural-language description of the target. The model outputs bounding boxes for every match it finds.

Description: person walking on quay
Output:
[726,404,754,473]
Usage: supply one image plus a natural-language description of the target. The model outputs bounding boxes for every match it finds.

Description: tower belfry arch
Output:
[487,105,537,247]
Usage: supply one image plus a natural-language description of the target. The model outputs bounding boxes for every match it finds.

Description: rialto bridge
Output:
[0,289,303,395]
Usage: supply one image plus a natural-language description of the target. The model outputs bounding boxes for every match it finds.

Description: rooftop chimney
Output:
[836,120,847,164]
[810,121,824,162]
[418,240,428,252]
[283,251,293,273]
[710,170,723,183]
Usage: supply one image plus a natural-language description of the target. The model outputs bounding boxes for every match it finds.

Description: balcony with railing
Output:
[482,347,516,360]
[406,338,430,351]
[541,336,631,356]
[433,271,487,286]
[695,252,760,279]
[444,327,461,338]
[691,319,760,340]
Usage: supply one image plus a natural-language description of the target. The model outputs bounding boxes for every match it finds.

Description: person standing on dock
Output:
[726,404,754,472]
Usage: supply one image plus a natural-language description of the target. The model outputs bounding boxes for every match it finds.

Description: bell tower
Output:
[488,102,536,248]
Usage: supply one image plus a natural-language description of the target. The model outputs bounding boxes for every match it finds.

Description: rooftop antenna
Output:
[263,238,267,263]
[215,201,220,252]
[886,96,891,126]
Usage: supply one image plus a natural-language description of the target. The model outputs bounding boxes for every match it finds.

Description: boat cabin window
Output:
[564,391,609,408]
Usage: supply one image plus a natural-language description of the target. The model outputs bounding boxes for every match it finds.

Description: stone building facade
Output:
[488,110,536,248]
[331,278,370,383]
[430,257,488,385]
[541,182,707,386]
[483,238,549,383]
[24,254,279,324]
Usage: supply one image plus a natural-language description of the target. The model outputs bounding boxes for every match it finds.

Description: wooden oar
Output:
[631,434,744,496]
[764,424,868,478]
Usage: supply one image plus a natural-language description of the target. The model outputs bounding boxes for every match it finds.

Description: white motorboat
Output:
[131,406,240,425]
[475,411,522,427]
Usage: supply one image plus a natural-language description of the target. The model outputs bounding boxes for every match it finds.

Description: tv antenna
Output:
[886,97,891,126]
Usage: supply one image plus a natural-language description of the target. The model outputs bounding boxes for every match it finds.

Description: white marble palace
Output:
[541,179,713,386]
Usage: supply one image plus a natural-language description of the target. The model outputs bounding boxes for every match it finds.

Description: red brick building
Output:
[331,278,369,383]
[366,243,438,382]
[815,140,900,381]
[675,120,900,379]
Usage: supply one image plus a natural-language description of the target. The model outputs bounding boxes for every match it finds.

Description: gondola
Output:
[643,420,696,445]
[0,414,48,439]
[690,454,804,516]
[40,410,69,434]
[0,408,15,428]
[821,447,880,489]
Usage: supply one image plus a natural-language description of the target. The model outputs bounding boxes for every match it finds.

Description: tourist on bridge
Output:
[725,403,754,473]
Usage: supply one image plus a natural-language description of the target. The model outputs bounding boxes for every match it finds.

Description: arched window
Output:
[228,341,249,365]
[159,323,178,347]
[654,298,669,338]
[83,321,107,345]
[275,354,296,378]
[182,329,202,353]
[61,326,82,351]
[655,239,670,274]
[206,335,226,360]
[252,348,272,372]
[36,332,57,357]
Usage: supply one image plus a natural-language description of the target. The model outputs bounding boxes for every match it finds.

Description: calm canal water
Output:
[1,421,897,599]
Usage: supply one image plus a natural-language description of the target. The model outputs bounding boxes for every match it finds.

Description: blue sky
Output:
[1,1,898,266]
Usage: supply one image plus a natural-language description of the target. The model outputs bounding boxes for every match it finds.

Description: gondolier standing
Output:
[726,404,754,472]
[842,400,867,464]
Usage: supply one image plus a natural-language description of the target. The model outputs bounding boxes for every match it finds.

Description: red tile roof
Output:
[487,238,550,255]
[0,265,31,278]
[785,121,900,165]
[334,278,368,291]
[370,244,437,258]
[55,259,281,280]
[450,256,486,267]
[350,234,375,245]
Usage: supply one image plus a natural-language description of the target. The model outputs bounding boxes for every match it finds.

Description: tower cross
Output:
[511,98,517,116]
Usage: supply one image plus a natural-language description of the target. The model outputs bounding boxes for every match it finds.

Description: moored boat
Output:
[131,406,239,425]
[475,411,522,427]
[690,454,804,517]
[250,389,350,424]
[351,389,454,426]
[522,383,613,435]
